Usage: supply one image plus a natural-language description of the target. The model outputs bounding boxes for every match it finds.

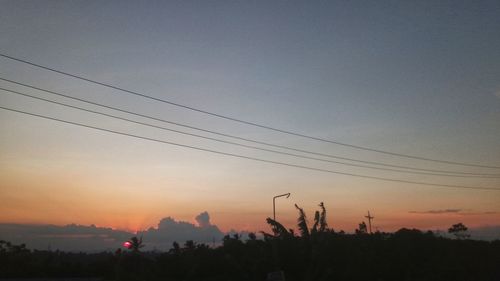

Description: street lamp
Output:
[273,193,291,221]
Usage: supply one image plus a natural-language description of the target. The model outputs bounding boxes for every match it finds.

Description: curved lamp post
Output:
[273,193,291,221]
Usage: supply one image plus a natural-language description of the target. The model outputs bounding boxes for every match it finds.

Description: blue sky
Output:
[0,0,499,232]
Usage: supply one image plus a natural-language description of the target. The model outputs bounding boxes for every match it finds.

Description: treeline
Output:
[2,230,499,280]
[1,204,500,281]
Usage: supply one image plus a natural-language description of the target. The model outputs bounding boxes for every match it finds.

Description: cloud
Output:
[195,211,211,228]
[434,225,500,241]
[409,209,462,214]
[469,225,500,241]
[495,90,500,99]
[0,212,225,252]
[458,211,498,216]
[138,211,224,250]
[409,209,498,216]
[0,223,131,252]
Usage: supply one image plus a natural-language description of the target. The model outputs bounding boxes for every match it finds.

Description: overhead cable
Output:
[1,53,498,169]
[1,105,499,191]
[3,87,498,179]
[1,77,498,177]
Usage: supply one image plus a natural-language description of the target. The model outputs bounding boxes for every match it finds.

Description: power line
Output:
[0,105,499,191]
[3,87,497,179]
[1,52,498,169]
[2,77,498,177]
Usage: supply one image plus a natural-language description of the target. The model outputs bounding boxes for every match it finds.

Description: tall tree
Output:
[125,236,144,253]
[318,202,328,232]
[356,222,368,235]
[295,204,310,239]
[448,223,470,239]
[263,217,293,239]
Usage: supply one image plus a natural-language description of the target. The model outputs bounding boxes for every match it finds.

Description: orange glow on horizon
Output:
[2,209,499,235]
[1,162,499,235]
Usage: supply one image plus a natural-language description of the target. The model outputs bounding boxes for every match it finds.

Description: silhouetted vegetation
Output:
[1,204,499,281]
[123,236,145,253]
[448,222,471,240]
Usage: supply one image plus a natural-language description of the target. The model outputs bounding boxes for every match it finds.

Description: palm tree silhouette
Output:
[263,202,330,239]
[125,236,144,253]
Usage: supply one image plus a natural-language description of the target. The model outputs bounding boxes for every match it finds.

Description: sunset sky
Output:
[1,1,500,235]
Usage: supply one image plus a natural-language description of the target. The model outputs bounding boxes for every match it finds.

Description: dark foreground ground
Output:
[1,228,500,281]
[0,279,102,281]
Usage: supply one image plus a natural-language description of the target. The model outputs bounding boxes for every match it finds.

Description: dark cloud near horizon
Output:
[139,212,224,250]
[434,225,500,241]
[409,209,498,215]
[0,212,225,252]
[409,209,462,214]
[459,211,498,216]
[0,223,131,252]
[469,225,500,241]
[195,211,211,228]
[1,218,500,252]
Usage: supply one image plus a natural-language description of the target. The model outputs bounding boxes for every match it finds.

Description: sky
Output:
[1,0,500,237]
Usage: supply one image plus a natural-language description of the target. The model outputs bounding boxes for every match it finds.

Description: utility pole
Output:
[273,193,291,221]
[365,211,374,234]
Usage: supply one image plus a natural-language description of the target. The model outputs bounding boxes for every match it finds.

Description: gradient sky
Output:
[1,0,500,234]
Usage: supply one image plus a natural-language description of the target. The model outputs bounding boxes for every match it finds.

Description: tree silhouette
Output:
[125,236,144,253]
[262,217,293,239]
[295,204,310,238]
[248,232,257,241]
[170,241,181,255]
[263,203,332,281]
[2,214,500,281]
[318,202,328,232]
[184,240,196,251]
[356,221,368,235]
[448,223,470,239]
[264,202,330,240]
[312,202,328,235]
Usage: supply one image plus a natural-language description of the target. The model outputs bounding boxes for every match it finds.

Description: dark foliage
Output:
[1,209,499,281]
[448,223,471,240]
